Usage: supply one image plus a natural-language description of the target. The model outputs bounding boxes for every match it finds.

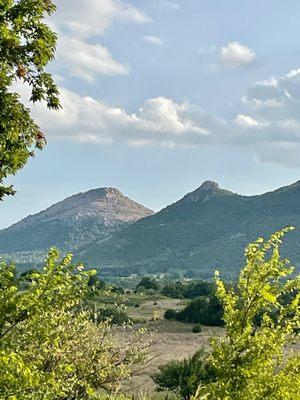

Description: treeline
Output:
[135,277,224,326]
[135,276,216,298]
[165,296,223,326]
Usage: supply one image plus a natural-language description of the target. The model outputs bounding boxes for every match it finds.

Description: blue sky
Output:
[2,0,300,228]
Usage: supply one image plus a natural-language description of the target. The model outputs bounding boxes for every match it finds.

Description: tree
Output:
[153,350,214,400]
[0,0,60,199]
[176,295,223,326]
[183,281,215,299]
[161,281,185,298]
[0,249,147,399]
[195,227,300,400]
[135,277,159,292]
[164,308,178,320]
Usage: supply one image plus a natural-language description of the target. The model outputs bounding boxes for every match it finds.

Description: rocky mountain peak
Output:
[2,187,154,235]
[199,180,220,191]
[183,180,232,203]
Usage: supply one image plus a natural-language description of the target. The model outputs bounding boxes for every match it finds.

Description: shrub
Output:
[177,295,223,326]
[161,281,216,300]
[97,307,130,325]
[19,268,41,282]
[161,282,184,298]
[196,228,300,400]
[0,249,147,398]
[111,286,125,294]
[135,277,160,291]
[153,350,214,399]
[192,324,202,333]
[87,273,106,290]
[183,281,215,299]
[164,309,178,320]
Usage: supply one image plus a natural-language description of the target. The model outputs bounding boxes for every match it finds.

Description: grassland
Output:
[111,295,222,396]
[92,291,300,397]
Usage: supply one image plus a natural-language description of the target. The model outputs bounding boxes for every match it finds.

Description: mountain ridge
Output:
[78,180,300,278]
[2,180,300,278]
[0,187,154,256]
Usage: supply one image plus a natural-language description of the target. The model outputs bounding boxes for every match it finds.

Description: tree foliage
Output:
[135,277,160,292]
[176,295,223,326]
[161,281,215,299]
[195,227,300,400]
[0,249,147,399]
[0,0,60,199]
[153,350,213,400]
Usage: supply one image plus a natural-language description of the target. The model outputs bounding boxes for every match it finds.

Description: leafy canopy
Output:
[195,227,300,400]
[0,249,147,399]
[0,0,60,199]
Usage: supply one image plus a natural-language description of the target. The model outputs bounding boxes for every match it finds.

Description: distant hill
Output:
[79,180,300,279]
[0,188,154,263]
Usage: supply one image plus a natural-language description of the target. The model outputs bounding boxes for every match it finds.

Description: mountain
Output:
[79,180,300,279]
[0,188,154,262]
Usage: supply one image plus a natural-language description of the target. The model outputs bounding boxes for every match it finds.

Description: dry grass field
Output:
[129,320,223,395]
[118,298,224,396]
[120,296,300,397]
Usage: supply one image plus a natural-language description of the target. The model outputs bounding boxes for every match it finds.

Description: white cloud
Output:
[14,63,300,167]
[16,87,214,147]
[57,38,129,81]
[51,0,150,80]
[220,41,256,69]
[142,35,163,46]
[234,114,268,129]
[54,0,150,38]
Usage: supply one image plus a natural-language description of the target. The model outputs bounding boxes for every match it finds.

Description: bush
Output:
[164,309,178,320]
[111,286,125,294]
[152,350,214,399]
[161,282,184,298]
[87,273,105,290]
[183,281,215,299]
[161,281,216,300]
[135,277,160,291]
[177,295,223,326]
[97,307,130,325]
[196,228,300,399]
[19,268,41,282]
[192,324,202,333]
[0,249,146,398]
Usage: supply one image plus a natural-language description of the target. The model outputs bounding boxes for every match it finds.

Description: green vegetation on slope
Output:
[81,180,300,278]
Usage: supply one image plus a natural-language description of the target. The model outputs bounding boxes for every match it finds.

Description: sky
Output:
[2,0,300,228]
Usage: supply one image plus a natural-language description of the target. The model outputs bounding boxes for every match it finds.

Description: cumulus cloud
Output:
[54,0,150,38]
[142,35,163,46]
[234,114,268,129]
[56,38,129,80]
[243,68,300,119]
[232,67,300,165]
[14,64,300,167]
[15,85,217,148]
[51,0,149,80]
[220,41,256,69]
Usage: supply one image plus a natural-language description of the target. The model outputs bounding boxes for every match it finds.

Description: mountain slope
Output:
[0,188,154,259]
[79,181,300,278]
